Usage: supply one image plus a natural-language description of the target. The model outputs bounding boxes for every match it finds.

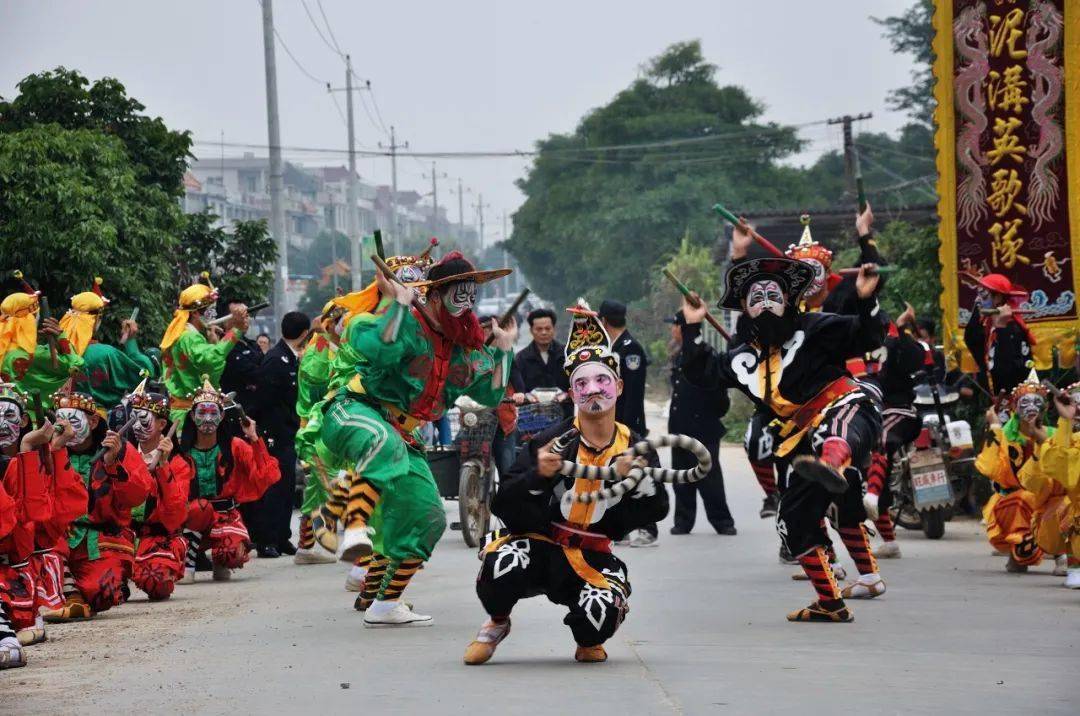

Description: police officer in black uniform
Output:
[667,311,736,535]
[599,300,656,546]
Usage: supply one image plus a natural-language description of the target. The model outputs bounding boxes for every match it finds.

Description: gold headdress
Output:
[785,214,833,269]
[161,272,219,350]
[563,299,619,377]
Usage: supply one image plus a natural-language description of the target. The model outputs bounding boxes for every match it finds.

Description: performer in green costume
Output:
[0,274,83,398]
[58,278,157,407]
[318,251,514,627]
[159,273,250,423]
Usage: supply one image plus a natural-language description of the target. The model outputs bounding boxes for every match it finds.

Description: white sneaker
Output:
[345,564,367,592]
[832,562,848,581]
[863,492,880,520]
[178,568,195,585]
[874,541,902,559]
[212,564,232,582]
[841,573,886,599]
[628,529,658,548]
[1052,555,1068,577]
[1065,568,1080,589]
[339,527,373,562]
[363,601,433,628]
[0,636,26,670]
[294,544,336,566]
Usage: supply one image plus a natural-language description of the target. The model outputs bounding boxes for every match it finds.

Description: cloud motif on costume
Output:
[492,539,530,579]
[578,584,615,631]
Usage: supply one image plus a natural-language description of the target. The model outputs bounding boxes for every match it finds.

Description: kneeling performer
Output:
[466,303,668,665]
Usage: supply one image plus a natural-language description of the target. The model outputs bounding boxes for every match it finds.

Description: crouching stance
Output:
[130,383,191,600]
[179,378,278,583]
[467,305,668,664]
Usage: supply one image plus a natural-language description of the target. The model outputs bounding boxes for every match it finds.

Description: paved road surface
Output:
[5,445,1077,715]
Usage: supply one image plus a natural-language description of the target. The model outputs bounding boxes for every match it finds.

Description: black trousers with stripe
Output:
[774,400,881,557]
[476,538,630,647]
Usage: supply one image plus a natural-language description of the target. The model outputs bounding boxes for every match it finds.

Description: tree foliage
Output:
[0,124,182,342]
[873,0,935,128]
[0,68,198,342]
[178,212,278,307]
[508,40,820,311]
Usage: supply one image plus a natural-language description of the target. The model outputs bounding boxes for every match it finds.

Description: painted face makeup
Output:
[802,259,827,299]
[56,407,91,443]
[1070,388,1080,429]
[192,402,223,434]
[131,408,159,442]
[745,280,785,318]
[203,306,218,323]
[570,362,619,415]
[442,280,477,317]
[0,400,23,449]
[1015,393,1045,423]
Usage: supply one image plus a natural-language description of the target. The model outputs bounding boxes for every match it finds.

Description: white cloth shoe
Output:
[1052,555,1068,577]
[345,564,367,592]
[294,543,337,566]
[0,636,26,670]
[1065,568,1080,589]
[874,541,902,559]
[863,492,880,520]
[628,529,658,548]
[178,568,195,585]
[841,573,886,599]
[363,600,433,628]
[339,527,373,562]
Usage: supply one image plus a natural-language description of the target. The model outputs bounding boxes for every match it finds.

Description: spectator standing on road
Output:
[666,311,736,536]
[599,299,654,547]
[247,311,309,558]
[510,308,569,396]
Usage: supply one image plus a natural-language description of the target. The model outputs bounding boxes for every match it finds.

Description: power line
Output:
[256,0,327,85]
[192,121,830,160]
[316,0,345,57]
[855,141,936,164]
[300,0,344,58]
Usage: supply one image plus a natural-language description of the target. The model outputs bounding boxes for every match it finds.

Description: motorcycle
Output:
[451,396,500,548]
[889,375,975,539]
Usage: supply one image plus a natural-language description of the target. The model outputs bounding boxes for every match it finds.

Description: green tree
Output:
[876,220,942,326]
[873,0,935,128]
[0,68,195,341]
[177,212,277,306]
[0,124,182,341]
[508,40,814,311]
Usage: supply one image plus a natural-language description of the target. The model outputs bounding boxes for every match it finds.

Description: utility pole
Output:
[379,126,408,254]
[827,112,873,200]
[453,178,472,246]
[423,162,447,236]
[474,194,490,252]
[260,0,289,327]
[345,56,361,291]
[501,210,510,296]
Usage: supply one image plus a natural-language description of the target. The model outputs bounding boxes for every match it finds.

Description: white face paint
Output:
[442,280,477,317]
[202,305,218,322]
[802,258,827,298]
[0,400,23,449]
[570,362,619,415]
[745,280,785,318]
[56,407,91,443]
[131,408,159,442]
[1070,389,1080,429]
[1015,393,1045,423]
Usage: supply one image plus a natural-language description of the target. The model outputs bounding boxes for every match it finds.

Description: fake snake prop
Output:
[551,429,712,504]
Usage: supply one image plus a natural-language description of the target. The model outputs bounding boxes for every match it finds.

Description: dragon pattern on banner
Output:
[933,0,1080,370]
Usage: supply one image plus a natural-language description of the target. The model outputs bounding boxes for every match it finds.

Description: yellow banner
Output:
[933,0,1080,371]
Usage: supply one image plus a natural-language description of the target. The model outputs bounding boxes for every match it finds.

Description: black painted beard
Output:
[747,311,797,346]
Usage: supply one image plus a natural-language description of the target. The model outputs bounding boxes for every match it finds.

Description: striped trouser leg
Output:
[62,560,78,599]
[838,525,878,575]
[321,475,349,521]
[354,553,390,610]
[297,515,315,550]
[344,477,381,531]
[798,546,843,604]
[377,558,423,601]
[183,530,202,570]
[0,600,15,640]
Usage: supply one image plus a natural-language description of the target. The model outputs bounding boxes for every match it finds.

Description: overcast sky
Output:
[2,0,919,239]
